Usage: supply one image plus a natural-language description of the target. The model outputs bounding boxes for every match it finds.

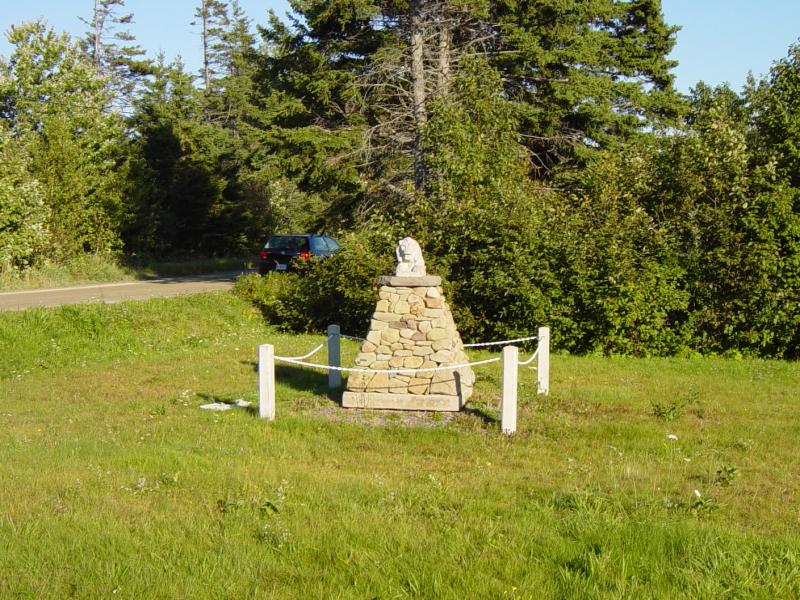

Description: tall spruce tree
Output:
[81,0,150,111]
[255,0,682,221]
[127,56,219,255]
[193,0,229,93]
[490,0,682,176]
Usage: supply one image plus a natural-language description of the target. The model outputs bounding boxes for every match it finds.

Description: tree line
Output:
[1,0,798,358]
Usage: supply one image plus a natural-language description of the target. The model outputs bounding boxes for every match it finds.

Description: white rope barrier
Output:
[339,333,366,342]
[258,325,551,425]
[273,355,500,374]
[336,332,537,349]
[279,343,326,361]
[463,335,538,348]
[518,346,540,366]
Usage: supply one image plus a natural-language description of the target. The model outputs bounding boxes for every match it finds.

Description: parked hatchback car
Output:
[258,234,340,274]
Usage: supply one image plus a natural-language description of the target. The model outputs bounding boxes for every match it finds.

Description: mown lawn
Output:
[1,292,799,598]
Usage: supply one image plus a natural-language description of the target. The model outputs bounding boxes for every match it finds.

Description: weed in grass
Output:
[690,490,720,516]
[664,489,720,517]
[715,464,739,486]
[257,521,292,549]
[652,399,685,420]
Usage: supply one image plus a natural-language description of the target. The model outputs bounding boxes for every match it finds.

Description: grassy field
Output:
[1,292,799,598]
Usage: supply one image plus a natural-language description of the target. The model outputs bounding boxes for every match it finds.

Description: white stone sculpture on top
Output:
[395,237,426,277]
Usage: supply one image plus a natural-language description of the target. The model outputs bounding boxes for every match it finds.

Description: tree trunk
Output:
[410,0,427,194]
[202,0,211,92]
[437,24,450,96]
[93,0,103,70]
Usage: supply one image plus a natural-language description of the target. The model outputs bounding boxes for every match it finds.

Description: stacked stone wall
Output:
[346,281,474,402]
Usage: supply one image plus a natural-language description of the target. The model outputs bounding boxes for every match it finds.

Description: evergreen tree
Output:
[81,0,150,111]
[127,56,216,255]
[127,48,265,257]
[193,0,229,93]
[491,0,683,177]
[255,0,682,222]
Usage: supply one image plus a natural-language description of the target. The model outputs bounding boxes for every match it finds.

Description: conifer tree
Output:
[193,0,229,93]
[81,0,150,111]
[256,0,682,219]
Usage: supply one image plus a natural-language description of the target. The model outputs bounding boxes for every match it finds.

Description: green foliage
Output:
[0,127,48,272]
[408,59,686,355]
[559,141,690,355]
[80,0,151,109]
[234,230,395,334]
[127,56,259,256]
[411,59,556,344]
[749,42,800,188]
[232,271,303,328]
[649,84,799,358]
[1,5,799,360]
[492,0,684,173]
[1,20,128,261]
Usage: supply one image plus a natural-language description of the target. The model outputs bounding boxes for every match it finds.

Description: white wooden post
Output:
[327,324,341,389]
[258,344,275,420]
[537,326,550,395]
[501,345,518,435]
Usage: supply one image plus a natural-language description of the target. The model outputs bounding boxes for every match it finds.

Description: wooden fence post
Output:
[327,324,341,389]
[537,326,550,395]
[259,344,275,420]
[501,345,518,435]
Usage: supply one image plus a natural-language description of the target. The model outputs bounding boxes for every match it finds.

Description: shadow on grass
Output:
[462,405,498,426]
[238,360,343,405]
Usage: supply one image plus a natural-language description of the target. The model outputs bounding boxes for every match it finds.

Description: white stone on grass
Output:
[200,399,252,412]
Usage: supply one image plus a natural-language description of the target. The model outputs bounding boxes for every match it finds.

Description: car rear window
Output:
[265,236,309,251]
[310,237,327,253]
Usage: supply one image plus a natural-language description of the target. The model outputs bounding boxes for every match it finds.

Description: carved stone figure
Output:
[395,237,426,277]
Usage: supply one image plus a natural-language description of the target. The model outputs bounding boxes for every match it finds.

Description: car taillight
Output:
[259,249,269,259]
[300,250,311,260]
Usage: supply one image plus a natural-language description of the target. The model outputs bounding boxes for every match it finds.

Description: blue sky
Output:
[1,1,799,93]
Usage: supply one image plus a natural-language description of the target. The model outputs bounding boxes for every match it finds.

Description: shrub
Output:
[234,230,394,334]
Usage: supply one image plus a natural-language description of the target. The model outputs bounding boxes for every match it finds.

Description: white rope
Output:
[463,335,538,348]
[280,343,325,361]
[273,355,501,374]
[339,334,366,342]
[518,346,539,366]
[327,332,367,342]
[337,332,537,348]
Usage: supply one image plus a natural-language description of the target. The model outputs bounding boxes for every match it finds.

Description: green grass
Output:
[0,254,251,291]
[1,292,799,598]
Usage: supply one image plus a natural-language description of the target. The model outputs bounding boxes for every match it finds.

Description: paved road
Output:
[0,271,251,312]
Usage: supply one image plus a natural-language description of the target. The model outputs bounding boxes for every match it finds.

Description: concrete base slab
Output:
[378,275,442,287]
[342,391,461,411]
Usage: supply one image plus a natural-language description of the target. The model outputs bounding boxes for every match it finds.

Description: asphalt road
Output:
[0,271,251,312]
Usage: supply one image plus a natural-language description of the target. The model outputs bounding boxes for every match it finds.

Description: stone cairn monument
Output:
[342,238,475,411]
